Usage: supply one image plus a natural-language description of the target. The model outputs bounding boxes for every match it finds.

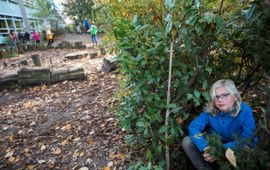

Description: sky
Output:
[53,0,64,10]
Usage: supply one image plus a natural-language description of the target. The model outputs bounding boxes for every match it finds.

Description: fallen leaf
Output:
[26,164,35,170]
[103,166,110,170]
[37,160,46,164]
[61,124,72,131]
[73,137,80,142]
[8,135,15,142]
[176,117,183,125]
[61,138,69,145]
[5,150,14,158]
[107,161,113,167]
[53,148,62,155]
[40,145,46,151]
[8,156,15,163]
[79,167,89,170]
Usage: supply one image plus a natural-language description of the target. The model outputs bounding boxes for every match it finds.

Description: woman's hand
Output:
[203,146,215,162]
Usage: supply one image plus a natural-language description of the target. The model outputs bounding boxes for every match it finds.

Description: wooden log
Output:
[101,58,117,73]
[18,67,51,85]
[65,51,89,60]
[0,70,18,85]
[31,54,42,66]
[10,59,28,67]
[51,65,86,83]
[89,51,98,59]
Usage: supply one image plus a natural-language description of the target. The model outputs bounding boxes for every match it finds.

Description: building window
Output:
[7,19,15,29]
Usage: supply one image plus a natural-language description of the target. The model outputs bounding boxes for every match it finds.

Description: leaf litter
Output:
[0,46,128,169]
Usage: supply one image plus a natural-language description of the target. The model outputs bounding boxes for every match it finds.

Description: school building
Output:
[0,0,59,44]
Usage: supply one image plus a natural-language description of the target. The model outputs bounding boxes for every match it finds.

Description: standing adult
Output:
[46,26,54,47]
[90,21,98,46]
[83,18,89,34]
[9,30,17,47]
[182,79,257,170]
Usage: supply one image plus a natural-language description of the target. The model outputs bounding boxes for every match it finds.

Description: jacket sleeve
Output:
[224,106,257,149]
[188,112,209,152]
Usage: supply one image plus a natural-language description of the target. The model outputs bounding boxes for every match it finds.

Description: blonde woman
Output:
[182,79,257,170]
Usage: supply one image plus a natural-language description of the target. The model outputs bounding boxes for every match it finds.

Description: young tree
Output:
[62,0,95,25]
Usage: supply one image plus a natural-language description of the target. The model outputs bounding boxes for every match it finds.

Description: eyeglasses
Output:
[215,93,230,100]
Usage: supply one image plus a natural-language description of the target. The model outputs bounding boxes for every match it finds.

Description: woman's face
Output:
[214,86,235,112]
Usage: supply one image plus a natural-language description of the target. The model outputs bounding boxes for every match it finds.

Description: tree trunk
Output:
[31,54,42,66]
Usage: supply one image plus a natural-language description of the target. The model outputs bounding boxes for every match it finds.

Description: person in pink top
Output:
[33,30,41,44]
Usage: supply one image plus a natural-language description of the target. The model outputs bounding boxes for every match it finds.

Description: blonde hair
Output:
[204,79,242,116]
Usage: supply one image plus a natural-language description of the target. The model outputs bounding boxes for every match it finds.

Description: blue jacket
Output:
[189,102,257,152]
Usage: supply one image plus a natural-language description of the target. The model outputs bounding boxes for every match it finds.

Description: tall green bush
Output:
[102,0,270,169]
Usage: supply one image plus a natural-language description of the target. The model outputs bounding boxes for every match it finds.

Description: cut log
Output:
[101,58,117,73]
[17,45,24,54]
[89,51,98,59]
[10,59,28,67]
[65,51,89,60]
[31,54,42,66]
[18,67,51,85]
[0,70,18,85]
[75,41,83,49]
[100,47,106,55]
[51,65,86,83]
[0,49,7,59]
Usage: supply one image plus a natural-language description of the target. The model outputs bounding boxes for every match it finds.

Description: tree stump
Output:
[100,47,106,55]
[17,45,24,54]
[58,43,63,49]
[89,51,98,59]
[101,58,117,73]
[75,41,83,49]
[18,67,51,85]
[51,65,86,83]
[0,49,7,59]
[31,54,42,66]
[65,51,89,60]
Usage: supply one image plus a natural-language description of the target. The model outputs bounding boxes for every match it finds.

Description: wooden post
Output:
[100,47,106,55]
[89,51,98,59]
[31,54,42,66]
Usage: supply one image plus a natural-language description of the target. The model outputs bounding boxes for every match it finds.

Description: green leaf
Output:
[187,93,193,100]
[146,149,153,161]
[215,15,224,29]
[132,15,139,27]
[167,103,177,109]
[202,91,210,102]
[245,4,256,21]
[194,89,200,98]
[158,125,168,134]
[202,80,208,90]
[136,121,145,128]
[140,24,150,30]
[203,12,215,24]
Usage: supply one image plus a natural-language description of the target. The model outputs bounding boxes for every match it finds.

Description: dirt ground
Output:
[0,34,128,170]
